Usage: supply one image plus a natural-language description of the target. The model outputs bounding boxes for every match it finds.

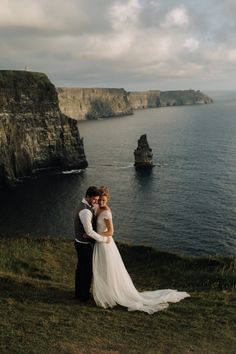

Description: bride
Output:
[92,186,190,314]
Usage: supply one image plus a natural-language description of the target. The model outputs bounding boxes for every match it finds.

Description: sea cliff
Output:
[159,90,214,106]
[128,89,213,109]
[128,90,161,109]
[57,87,133,120]
[58,87,213,120]
[0,70,87,186]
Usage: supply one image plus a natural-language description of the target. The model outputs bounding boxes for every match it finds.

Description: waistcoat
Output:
[74,202,96,243]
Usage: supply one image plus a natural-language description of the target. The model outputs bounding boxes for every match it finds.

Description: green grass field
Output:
[0,238,235,354]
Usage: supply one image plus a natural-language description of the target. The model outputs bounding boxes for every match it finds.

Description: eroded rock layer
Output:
[58,87,213,121]
[0,70,87,186]
[57,87,133,120]
[134,134,153,169]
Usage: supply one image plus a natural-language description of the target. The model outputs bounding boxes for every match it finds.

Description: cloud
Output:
[110,0,141,30]
[183,38,199,52]
[161,5,189,29]
[0,0,236,90]
[228,49,236,62]
[0,0,113,34]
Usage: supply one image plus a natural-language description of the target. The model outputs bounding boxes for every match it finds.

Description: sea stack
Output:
[134,134,153,169]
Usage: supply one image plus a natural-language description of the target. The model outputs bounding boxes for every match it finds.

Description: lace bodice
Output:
[96,209,112,233]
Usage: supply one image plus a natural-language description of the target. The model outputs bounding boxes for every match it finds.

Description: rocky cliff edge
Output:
[57,88,213,120]
[57,87,133,121]
[0,70,87,186]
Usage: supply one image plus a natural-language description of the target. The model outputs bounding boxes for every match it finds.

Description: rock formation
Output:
[134,134,153,169]
[0,70,87,186]
[57,88,213,121]
[159,90,213,106]
[128,89,213,109]
[57,87,133,120]
[128,90,161,109]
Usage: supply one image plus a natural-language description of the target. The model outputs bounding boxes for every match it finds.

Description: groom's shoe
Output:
[75,294,92,303]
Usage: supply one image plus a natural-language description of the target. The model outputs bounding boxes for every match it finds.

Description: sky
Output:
[1,0,236,91]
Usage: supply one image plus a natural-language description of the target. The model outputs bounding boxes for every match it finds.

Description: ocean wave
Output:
[62,169,82,174]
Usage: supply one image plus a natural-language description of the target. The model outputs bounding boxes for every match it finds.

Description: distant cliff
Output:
[58,88,213,120]
[57,87,133,121]
[159,90,213,106]
[0,70,87,186]
[128,89,213,109]
[128,90,161,110]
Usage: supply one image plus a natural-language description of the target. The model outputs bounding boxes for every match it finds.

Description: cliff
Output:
[57,87,133,120]
[128,90,161,109]
[128,89,213,109]
[0,70,87,186]
[57,88,213,120]
[159,90,213,106]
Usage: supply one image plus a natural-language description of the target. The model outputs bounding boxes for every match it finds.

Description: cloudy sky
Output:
[1,0,236,91]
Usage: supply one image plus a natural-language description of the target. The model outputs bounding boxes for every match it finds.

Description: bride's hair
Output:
[99,186,110,199]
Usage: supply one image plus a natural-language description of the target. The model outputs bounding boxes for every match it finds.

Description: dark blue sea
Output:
[1,91,236,256]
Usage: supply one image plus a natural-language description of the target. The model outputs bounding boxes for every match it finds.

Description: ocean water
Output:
[0,91,236,256]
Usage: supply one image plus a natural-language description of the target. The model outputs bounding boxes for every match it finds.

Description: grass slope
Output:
[0,238,236,354]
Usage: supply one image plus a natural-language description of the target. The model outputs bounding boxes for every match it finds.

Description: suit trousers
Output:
[74,241,93,300]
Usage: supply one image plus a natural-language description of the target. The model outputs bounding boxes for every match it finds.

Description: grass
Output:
[0,237,236,354]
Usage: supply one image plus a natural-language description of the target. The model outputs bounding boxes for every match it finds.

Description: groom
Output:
[74,186,110,302]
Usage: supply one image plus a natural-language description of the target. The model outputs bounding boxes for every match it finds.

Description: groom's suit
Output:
[74,199,108,301]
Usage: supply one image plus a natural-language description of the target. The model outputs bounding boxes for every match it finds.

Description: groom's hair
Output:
[85,186,101,197]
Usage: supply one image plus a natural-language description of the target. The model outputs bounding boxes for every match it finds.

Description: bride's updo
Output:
[99,186,110,199]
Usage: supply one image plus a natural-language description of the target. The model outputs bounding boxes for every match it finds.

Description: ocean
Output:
[0,91,236,256]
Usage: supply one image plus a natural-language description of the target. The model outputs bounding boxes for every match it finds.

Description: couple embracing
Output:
[74,186,190,314]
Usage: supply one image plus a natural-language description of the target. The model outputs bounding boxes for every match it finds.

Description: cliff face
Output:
[128,89,213,109]
[57,87,133,121]
[159,90,213,106]
[134,134,153,169]
[128,90,161,109]
[0,71,87,186]
[57,88,213,121]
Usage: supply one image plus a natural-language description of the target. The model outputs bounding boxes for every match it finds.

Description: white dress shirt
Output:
[76,198,108,243]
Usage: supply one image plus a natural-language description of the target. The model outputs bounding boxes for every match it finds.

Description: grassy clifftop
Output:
[159,90,213,106]
[0,70,58,112]
[0,70,49,85]
[0,238,235,354]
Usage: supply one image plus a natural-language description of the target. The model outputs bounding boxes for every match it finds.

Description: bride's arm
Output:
[101,218,114,237]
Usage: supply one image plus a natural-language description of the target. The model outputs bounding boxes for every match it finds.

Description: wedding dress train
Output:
[93,210,190,314]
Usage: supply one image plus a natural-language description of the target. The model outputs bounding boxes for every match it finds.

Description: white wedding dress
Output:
[93,210,190,314]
